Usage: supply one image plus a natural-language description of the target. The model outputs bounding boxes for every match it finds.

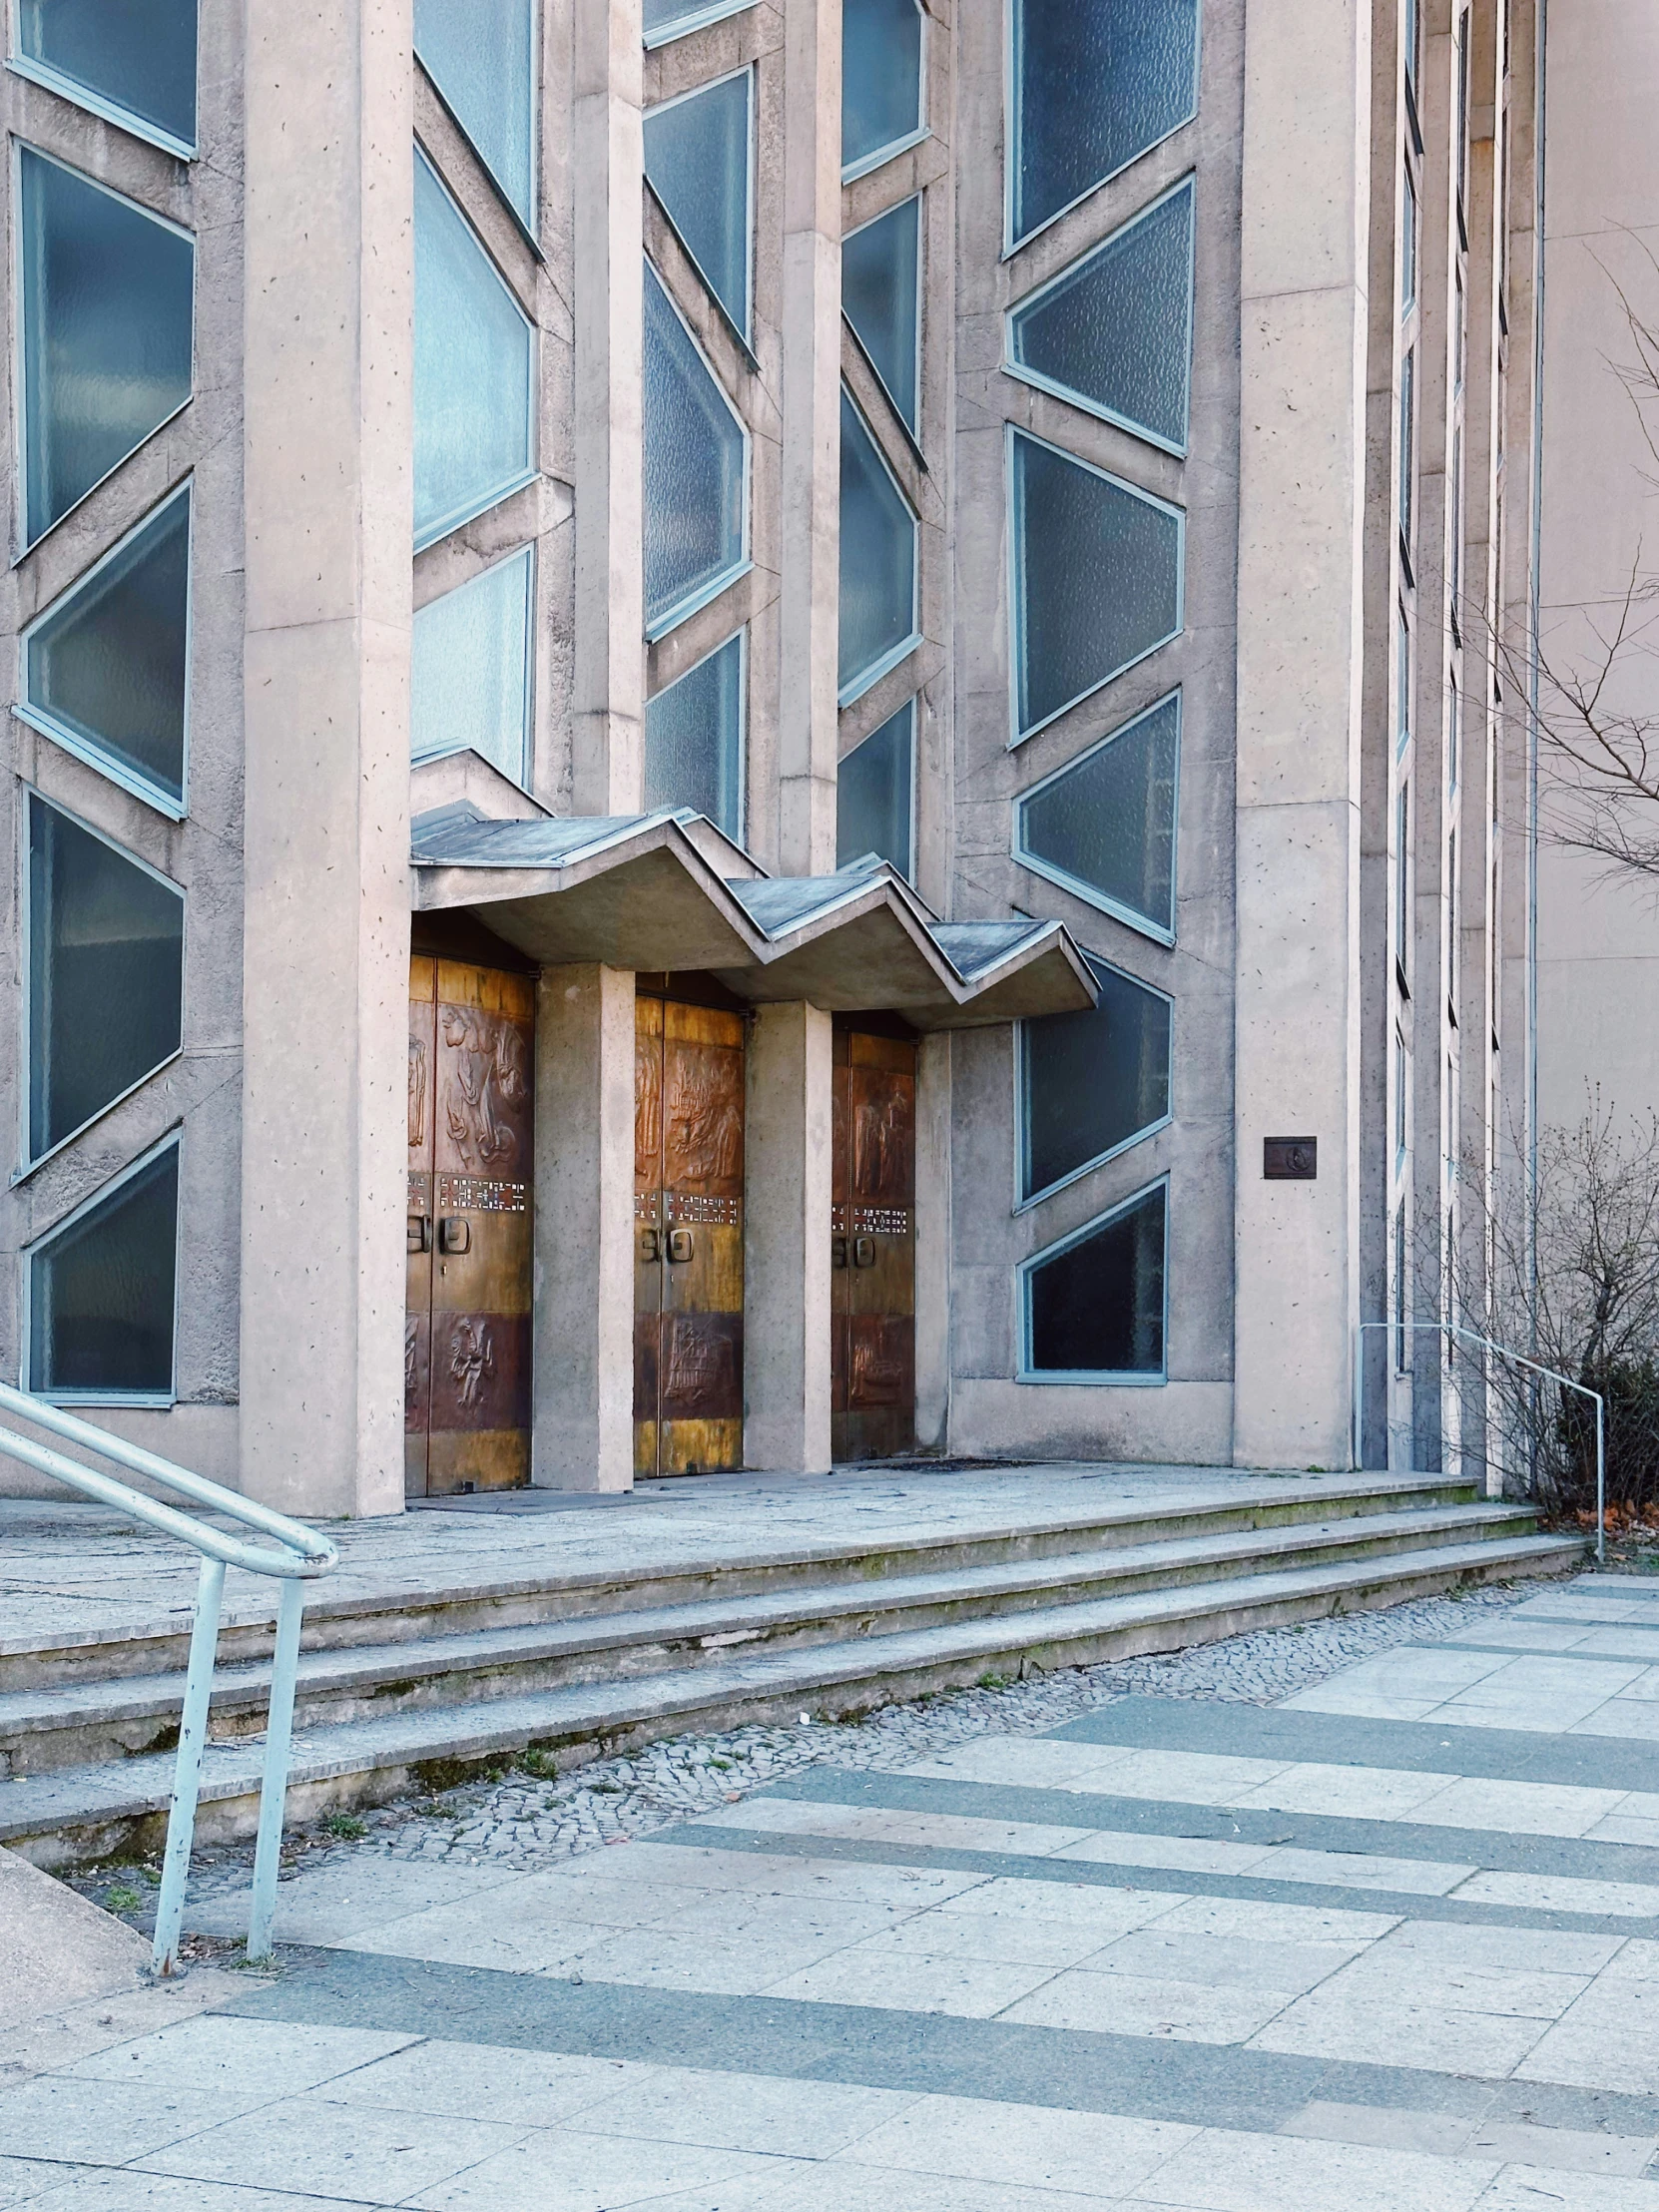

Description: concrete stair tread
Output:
[0,1529,1583,1846]
[0,1502,1540,1739]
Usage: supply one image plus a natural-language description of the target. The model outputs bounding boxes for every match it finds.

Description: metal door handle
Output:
[438,1216,471,1255]
[831,1235,848,1269]
[853,1235,875,1268]
[408,1215,432,1255]
[667,1227,695,1264]
[641,1228,661,1263]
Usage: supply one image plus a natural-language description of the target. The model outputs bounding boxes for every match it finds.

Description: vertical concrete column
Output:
[777,0,842,874]
[533,965,637,1491]
[744,1001,833,1471]
[1232,0,1372,1470]
[239,0,413,1517]
[913,1030,952,1450]
[572,0,645,815]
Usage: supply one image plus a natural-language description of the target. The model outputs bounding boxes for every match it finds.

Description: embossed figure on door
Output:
[406,957,533,1495]
[635,993,745,1475]
[832,1025,916,1461]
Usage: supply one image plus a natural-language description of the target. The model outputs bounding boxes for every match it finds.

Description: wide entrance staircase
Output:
[2,1470,1583,1870]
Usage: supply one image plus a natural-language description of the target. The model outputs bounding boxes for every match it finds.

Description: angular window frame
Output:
[643,257,753,641]
[1004,0,1202,256]
[841,192,923,441]
[644,623,748,844]
[835,694,916,880]
[20,1126,183,1405]
[1017,1174,1170,1386]
[1003,174,1196,458]
[1014,951,1174,1213]
[18,786,187,1178]
[414,0,540,239]
[16,479,193,822]
[410,540,536,790]
[1005,424,1185,747]
[8,8,198,161]
[644,63,756,348]
[841,0,928,185]
[1012,687,1183,948]
[644,0,758,51]
[837,383,920,708]
[15,142,197,553]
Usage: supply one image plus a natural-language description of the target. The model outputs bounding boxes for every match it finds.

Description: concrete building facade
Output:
[0,0,1625,1516]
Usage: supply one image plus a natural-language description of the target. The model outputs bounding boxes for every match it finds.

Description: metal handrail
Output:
[1353,1320,1606,1564]
[0,1379,338,1970]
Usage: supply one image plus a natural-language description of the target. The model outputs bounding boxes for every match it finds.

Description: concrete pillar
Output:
[572,0,645,815]
[1232,0,1372,1470]
[776,0,841,874]
[239,0,413,1517]
[532,964,638,1491]
[914,1030,951,1451]
[744,1001,833,1471]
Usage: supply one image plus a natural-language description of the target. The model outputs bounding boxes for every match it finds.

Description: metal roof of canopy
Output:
[411,804,1095,1028]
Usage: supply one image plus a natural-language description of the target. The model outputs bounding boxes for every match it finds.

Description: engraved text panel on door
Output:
[831,1028,915,1462]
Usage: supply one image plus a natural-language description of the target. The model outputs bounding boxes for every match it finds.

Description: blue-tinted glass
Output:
[1009,0,1200,246]
[411,545,534,785]
[842,197,920,433]
[838,390,917,701]
[644,0,756,46]
[29,1142,179,1396]
[1025,1183,1166,1377]
[1020,955,1171,1202]
[413,150,535,549]
[415,0,537,230]
[1017,692,1180,941]
[1007,180,1193,452]
[1009,429,1182,741]
[837,699,913,877]
[18,148,195,547]
[17,0,197,151]
[646,72,752,341]
[645,631,745,840]
[27,794,184,1162]
[842,0,923,175]
[644,263,748,635]
[24,485,190,811]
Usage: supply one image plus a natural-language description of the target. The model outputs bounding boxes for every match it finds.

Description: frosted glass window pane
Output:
[644,262,748,634]
[1025,1184,1166,1377]
[24,484,190,810]
[415,0,537,230]
[1009,429,1182,741]
[411,545,534,785]
[644,0,756,46]
[842,197,920,433]
[413,150,535,549]
[1007,179,1193,452]
[17,0,197,150]
[842,0,923,175]
[645,71,752,341]
[1016,691,1181,941]
[19,148,194,547]
[28,1142,179,1396]
[644,630,744,841]
[838,389,917,701]
[1009,0,1200,247]
[27,794,184,1163]
[1020,955,1171,1202]
[837,699,913,877]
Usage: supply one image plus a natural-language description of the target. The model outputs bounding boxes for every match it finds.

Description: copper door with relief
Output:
[635,995,745,1475]
[831,1027,916,1461]
[406,957,533,1496]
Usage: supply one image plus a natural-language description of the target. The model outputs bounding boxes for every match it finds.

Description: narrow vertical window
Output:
[1021,1181,1168,1381]
[842,0,924,180]
[836,699,914,878]
[838,389,918,704]
[1403,0,1419,111]
[1396,782,1411,981]
[25,1138,181,1400]
[1397,347,1415,557]
[415,0,538,232]
[645,69,754,343]
[17,147,195,547]
[644,629,746,842]
[1447,830,1458,1017]
[15,0,197,155]
[644,262,750,636]
[1456,9,1472,223]
[411,545,535,788]
[1394,1031,1408,1173]
[1448,428,1464,628]
[1015,691,1181,943]
[842,197,922,435]
[1395,605,1411,757]
[1018,955,1172,1204]
[1393,1200,1408,1371]
[1400,168,1417,312]
[1448,670,1460,794]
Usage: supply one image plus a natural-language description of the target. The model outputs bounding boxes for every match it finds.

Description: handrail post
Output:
[152,1554,226,1975]
[248,1575,306,1961]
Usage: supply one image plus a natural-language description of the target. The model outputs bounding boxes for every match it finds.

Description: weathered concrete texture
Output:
[743,1002,834,1472]
[0,1846,149,2029]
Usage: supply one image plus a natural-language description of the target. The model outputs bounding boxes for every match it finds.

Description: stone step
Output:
[1,1472,1485,1692]
[1,1528,1584,1869]
[0,1501,1543,1778]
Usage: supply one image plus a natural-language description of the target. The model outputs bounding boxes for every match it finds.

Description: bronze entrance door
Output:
[831,1025,916,1461]
[634,993,745,1475]
[406,956,534,1496]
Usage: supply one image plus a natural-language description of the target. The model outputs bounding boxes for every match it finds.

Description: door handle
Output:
[831,1235,848,1269]
[407,1215,433,1255]
[438,1216,471,1255]
[641,1227,661,1264]
[667,1227,695,1264]
[853,1235,875,1268]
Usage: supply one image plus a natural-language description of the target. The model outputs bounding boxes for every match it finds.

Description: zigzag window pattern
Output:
[415,0,538,232]
[1015,690,1181,944]
[1018,953,1173,1207]
[643,260,750,638]
[1020,1179,1168,1382]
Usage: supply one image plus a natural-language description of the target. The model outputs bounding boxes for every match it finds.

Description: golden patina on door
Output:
[634,994,745,1475]
[831,1026,916,1462]
[406,957,533,1496]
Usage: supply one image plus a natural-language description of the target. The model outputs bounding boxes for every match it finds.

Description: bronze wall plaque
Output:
[1264,1137,1318,1180]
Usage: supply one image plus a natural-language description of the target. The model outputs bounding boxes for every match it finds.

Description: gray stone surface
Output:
[0,1847,149,2031]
